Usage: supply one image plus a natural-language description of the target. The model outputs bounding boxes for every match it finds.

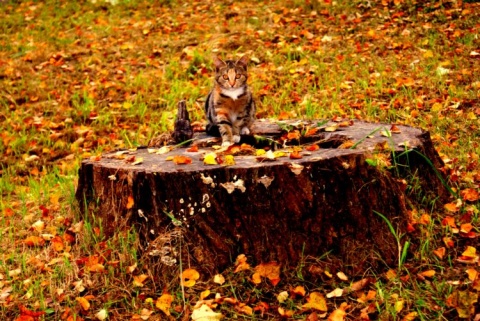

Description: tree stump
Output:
[76,118,447,275]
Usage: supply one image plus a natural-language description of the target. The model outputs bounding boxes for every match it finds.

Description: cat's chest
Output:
[214,87,250,113]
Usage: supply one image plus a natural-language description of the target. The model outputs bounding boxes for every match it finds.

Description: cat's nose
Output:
[229,80,236,87]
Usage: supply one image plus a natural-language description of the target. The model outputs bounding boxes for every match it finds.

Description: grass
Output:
[1,0,479,319]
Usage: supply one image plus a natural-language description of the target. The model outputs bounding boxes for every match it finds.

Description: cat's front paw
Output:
[233,135,241,143]
[222,141,233,147]
[240,127,251,135]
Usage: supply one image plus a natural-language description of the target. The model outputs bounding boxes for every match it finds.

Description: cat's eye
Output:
[235,74,241,79]
[223,75,228,80]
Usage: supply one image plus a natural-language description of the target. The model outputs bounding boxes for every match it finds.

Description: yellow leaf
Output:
[224,155,235,166]
[204,153,218,165]
[337,271,348,281]
[200,290,211,300]
[182,268,200,287]
[133,274,148,287]
[462,246,477,258]
[236,304,253,315]
[277,291,289,303]
[156,293,173,316]
[213,274,225,285]
[302,292,327,311]
[423,50,434,58]
[191,304,223,321]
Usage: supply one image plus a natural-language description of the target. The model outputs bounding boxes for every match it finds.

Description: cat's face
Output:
[214,55,249,89]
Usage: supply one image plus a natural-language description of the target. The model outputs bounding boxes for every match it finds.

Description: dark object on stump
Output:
[148,100,193,147]
[76,118,448,275]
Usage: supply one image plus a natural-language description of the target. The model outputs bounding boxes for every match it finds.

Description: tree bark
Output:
[76,119,448,274]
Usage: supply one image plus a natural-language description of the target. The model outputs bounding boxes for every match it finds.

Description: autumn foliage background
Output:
[1,0,480,320]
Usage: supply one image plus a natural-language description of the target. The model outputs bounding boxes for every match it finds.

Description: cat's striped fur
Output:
[205,55,256,147]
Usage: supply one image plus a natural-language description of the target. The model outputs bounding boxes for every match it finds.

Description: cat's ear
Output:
[213,56,226,72]
[236,55,249,70]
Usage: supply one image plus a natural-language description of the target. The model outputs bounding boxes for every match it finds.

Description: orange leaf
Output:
[234,254,250,272]
[24,236,46,247]
[419,270,436,278]
[126,195,134,209]
[287,130,301,140]
[444,202,459,212]
[306,144,319,151]
[289,151,303,159]
[51,236,64,252]
[254,262,281,286]
[460,188,479,202]
[441,216,456,228]
[461,223,473,233]
[433,247,446,259]
[292,285,306,297]
[327,302,349,321]
[181,268,200,287]
[466,269,478,281]
[76,297,90,311]
[173,155,192,165]
[186,145,199,152]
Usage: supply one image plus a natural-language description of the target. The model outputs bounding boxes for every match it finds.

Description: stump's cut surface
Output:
[76,119,447,274]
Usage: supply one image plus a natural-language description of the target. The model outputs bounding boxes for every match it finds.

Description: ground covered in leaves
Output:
[1,0,480,320]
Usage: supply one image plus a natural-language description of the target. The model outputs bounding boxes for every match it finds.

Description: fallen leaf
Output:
[327,302,349,321]
[173,155,192,165]
[444,202,459,212]
[419,270,436,278]
[433,247,446,259]
[337,271,348,281]
[326,288,344,298]
[466,269,478,281]
[204,153,218,165]
[187,145,199,152]
[302,292,327,311]
[292,285,306,297]
[234,254,250,272]
[461,188,479,202]
[156,293,173,316]
[213,274,225,285]
[95,309,108,321]
[277,291,289,303]
[182,268,200,287]
[126,195,134,209]
[76,297,90,311]
[191,304,223,321]
[24,236,46,247]
[133,274,149,287]
[254,262,281,286]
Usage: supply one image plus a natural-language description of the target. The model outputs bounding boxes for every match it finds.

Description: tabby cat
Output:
[205,55,256,147]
